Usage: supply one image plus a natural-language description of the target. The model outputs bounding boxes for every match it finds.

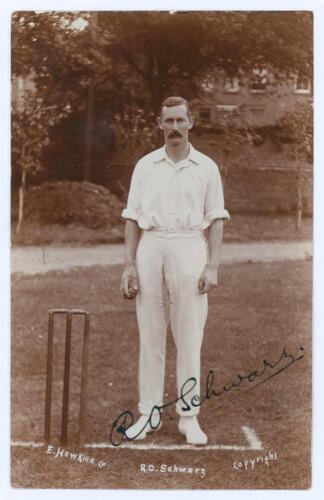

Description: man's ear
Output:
[156,116,163,130]
[188,114,195,130]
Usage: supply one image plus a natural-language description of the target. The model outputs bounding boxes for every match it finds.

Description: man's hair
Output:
[159,96,193,117]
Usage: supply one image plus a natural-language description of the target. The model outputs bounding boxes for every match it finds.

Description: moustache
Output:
[168,131,183,138]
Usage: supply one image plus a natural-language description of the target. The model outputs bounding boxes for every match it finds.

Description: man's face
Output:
[157,104,194,146]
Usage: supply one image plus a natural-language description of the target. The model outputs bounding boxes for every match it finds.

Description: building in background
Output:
[194,69,312,128]
[12,69,312,128]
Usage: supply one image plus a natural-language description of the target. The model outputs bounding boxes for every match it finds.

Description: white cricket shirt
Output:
[121,143,230,231]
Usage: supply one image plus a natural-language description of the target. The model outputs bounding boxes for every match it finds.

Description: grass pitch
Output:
[11,260,312,489]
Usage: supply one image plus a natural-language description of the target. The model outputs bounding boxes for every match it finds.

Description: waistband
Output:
[142,229,205,239]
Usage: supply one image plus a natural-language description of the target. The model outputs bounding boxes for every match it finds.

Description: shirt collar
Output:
[153,143,200,166]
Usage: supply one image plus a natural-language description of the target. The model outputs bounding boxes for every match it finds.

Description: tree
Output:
[113,106,159,162]
[276,101,313,228]
[11,11,313,192]
[11,96,66,233]
[14,11,312,116]
[98,11,313,111]
[11,12,83,230]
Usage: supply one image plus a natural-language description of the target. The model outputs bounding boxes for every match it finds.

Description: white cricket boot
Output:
[125,414,162,441]
[178,415,208,445]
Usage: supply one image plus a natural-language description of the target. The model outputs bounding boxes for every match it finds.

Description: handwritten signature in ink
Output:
[109,345,305,446]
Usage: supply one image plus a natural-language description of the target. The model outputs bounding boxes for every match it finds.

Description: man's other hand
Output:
[198,264,218,294]
[121,264,139,299]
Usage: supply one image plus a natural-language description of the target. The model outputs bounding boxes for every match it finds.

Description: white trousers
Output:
[135,230,208,417]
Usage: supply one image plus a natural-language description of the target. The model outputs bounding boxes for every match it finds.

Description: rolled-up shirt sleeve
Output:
[203,162,230,227]
[121,163,142,222]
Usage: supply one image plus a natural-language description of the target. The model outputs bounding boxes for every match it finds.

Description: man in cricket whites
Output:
[120,96,230,445]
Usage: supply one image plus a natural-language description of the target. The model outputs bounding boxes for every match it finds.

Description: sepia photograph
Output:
[8,8,315,492]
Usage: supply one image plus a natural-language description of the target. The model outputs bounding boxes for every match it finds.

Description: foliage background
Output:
[11,11,313,242]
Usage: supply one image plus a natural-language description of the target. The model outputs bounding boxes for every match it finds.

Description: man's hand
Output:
[198,264,219,294]
[121,264,139,299]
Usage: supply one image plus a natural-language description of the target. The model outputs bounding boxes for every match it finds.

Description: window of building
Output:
[201,80,215,93]
[217,105,240,113]
[224,77,240,93]
[250,68,267,93]
[199,107,212,122]
[294,75,311,94]
[216,105,240,122]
